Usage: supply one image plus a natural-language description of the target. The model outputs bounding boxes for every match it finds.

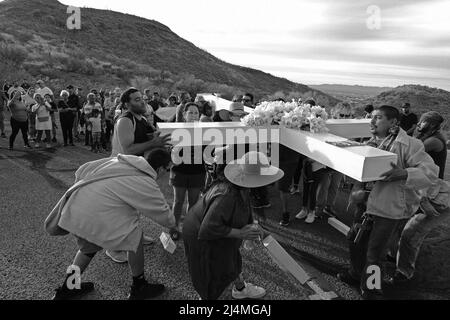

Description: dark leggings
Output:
[61,117,74,145]
[10,118,28,148]
[302,168,328,210]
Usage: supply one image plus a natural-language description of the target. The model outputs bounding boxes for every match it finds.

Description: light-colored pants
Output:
[316,169,343,211]
[397,211,450,279]
[73,112,79,137]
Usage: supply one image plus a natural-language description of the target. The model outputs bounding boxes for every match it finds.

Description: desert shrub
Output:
[65,57,86,72]
[130,76,153,91]
[38,67,60,78]
[173,74,207,96]
[206,83,237,100]
[13,31,34,43]
[267,90,286,101]
[24,64,42,77]
[114,68,132,81]
[0,61,30,82]
[0,43,28,66]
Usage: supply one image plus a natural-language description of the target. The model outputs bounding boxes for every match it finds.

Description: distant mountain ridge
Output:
[309,84,393,100]
[0,0,339,105]
[363,85,450,129]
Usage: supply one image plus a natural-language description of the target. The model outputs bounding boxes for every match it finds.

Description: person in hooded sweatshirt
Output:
[47,148,176,300]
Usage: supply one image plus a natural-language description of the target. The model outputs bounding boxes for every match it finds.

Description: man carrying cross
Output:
[338,105,439,300]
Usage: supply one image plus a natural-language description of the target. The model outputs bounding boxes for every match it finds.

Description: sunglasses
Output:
[242,99,251,102]
[340,114,352,118]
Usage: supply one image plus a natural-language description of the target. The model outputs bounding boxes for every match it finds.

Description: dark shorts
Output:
[277,161,299,192]
[170,171,206,189]
[75,236,103,255]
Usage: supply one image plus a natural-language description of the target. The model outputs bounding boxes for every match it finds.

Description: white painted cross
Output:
[158,94,397,182]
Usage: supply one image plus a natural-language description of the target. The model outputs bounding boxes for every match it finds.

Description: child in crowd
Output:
[88,109,102,153]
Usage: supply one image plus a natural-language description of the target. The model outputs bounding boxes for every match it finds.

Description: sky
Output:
[56,0,450,90]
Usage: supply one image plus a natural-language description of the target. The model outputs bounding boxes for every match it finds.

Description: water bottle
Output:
[243,221,261,251]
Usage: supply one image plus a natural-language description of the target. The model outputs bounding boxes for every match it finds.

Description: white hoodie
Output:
[58,154,175,252]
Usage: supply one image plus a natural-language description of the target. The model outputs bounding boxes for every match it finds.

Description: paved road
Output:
[1,117,449,300]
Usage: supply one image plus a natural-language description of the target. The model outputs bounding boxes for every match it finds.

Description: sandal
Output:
[169,229,180,241]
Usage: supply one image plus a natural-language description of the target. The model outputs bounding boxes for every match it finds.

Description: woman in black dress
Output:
[183,151,284,300]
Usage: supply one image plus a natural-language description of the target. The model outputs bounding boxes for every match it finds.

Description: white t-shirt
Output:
[32,103,52,130]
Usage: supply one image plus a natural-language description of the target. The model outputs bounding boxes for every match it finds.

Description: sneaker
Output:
[143,235,156,246]
[295,208,308,220]
[52,282,95,300]
[315,208,325,220]
[105,250,128,264]
[279,212,290,227]
[232,282,266,300]
[24,145,32,149]
[128,281,165,300]
[305,211,316,224]
[45,144,52,149]
[35,143,40,148]
[169,228,181,241]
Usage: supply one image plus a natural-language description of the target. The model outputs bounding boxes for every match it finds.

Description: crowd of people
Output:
[2,79,448,300]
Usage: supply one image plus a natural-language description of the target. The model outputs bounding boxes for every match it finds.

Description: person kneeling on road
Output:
[46,149,176,300]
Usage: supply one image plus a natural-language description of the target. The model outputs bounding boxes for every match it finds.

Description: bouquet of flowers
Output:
[242,101,329,133]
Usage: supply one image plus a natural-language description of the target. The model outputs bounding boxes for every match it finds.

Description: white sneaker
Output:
[45,144,51,149]
[143,235,156,246]
[295,208,308,220]
[35,143,40,148]
[232,282,266,300]
[305,211,316,224]
[105,250,128,263]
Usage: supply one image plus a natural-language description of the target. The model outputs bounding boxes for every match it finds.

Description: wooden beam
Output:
[280,127,397,182]
[158,122,398,182]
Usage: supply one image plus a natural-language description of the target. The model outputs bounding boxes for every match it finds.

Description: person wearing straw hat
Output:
[183,151,284,300]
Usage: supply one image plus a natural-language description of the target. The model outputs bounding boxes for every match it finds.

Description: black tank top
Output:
[121,111,154,155]
[426,132,447,179]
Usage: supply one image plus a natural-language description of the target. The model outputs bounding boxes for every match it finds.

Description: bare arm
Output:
[116,117,172,155]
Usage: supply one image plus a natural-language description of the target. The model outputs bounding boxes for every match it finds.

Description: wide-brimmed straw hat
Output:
[224,151,284,188]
